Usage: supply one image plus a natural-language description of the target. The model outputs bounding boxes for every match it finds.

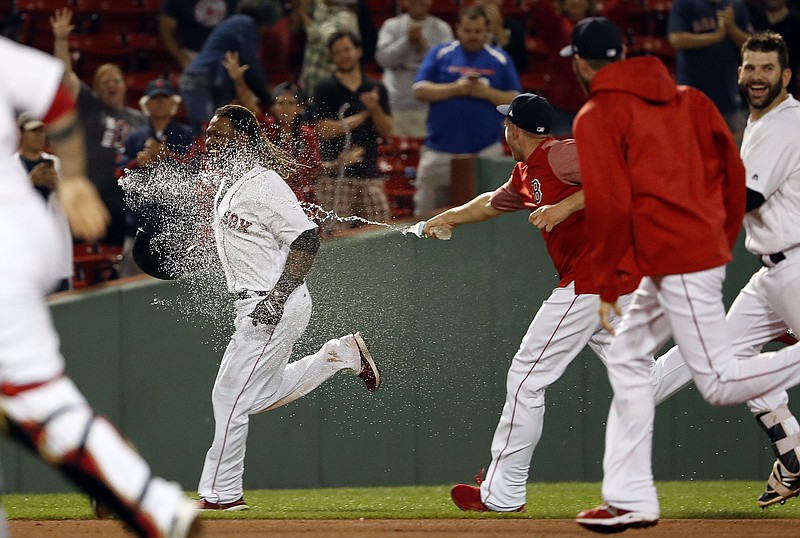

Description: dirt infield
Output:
[9,518,800,537]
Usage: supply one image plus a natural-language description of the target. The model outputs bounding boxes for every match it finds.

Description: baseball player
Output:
[196,104,381,510]
[0,36,199,537]
[565,18,800,532]
[652,32,800,509]
[423,93,691,513]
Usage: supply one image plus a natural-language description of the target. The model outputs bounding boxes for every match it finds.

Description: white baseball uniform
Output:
[0,37,192,537]
[655,95,800,500]
[199,164,363,504]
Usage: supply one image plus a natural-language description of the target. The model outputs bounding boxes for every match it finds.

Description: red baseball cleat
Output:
[576,503,658,533]
[196,496,249,511]
[354,332,381,392]
[450,484,525,512]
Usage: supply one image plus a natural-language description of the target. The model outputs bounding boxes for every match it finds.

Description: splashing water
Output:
[119,156,416,339]
[300,201,394,230]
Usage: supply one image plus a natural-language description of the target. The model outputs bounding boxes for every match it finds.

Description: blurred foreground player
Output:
[0,36,199,538]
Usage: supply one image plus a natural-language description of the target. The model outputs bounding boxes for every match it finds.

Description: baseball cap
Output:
[144,78,176,99]
[559,17,623,60]
[18,112,45,131]
[496,93,553,135]
[271,82,306,104]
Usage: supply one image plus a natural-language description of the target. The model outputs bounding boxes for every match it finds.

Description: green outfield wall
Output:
[3,156,788,494]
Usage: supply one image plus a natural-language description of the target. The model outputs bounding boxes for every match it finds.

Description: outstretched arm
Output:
[50,8,80,97]
[423,192,504,237]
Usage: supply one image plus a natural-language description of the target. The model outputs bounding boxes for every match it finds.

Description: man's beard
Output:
[741,76,783,110]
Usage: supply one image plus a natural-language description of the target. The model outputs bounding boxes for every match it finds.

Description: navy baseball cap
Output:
[144,78,175,99]
[496,93,553,135]
[559,17,623,60]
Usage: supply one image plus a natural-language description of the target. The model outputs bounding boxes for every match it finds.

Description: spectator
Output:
[311,30,392,234]
[412,5,521,215]
[296,0,360,99]
[528,0,600,135]
[119,78,195,277]
[748,0,800,96]
[668,0,753,135]
[223,52,322,204]
[51,8,145,249]
[473,0,530,73]
[375,0,454,138]
[14,113,72,293]
[159,0,240,70]
[179,0,283,136]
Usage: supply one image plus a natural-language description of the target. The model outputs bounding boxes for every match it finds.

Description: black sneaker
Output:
[758,460,800,508]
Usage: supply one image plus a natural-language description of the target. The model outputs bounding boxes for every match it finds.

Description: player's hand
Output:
[599,300,622,334]
[56,176,110,243]
[50,8,75,39]
[423,216,455,239]
[222,51,249,83]
[529,204,568,232]
[248,293,285,330]
[29,161,58,189]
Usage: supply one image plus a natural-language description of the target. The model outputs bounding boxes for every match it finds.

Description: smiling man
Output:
[732,31,800,508]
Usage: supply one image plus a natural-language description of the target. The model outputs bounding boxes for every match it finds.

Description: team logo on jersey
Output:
[752,174,759,181]
[221,211,252,233]
[531,178,542,205]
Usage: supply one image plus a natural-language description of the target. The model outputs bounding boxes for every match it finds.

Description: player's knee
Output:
[697,379,734,407]
[1,377,92,463]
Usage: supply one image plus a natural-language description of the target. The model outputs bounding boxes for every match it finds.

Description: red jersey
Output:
[574,56,746,303]
[490,139,589,288]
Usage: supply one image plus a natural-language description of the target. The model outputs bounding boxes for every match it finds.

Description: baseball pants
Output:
[198,285,363,504]
[479,283,691,511]
[602,265,800,515]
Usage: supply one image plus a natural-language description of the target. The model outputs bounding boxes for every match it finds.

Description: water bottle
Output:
[408,220,451,240]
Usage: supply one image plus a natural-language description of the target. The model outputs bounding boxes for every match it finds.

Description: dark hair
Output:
[213,104,296,176]
[742,31,789,72]
[271,82,306,105]
[327,30,361,52]
[458,5,489,25]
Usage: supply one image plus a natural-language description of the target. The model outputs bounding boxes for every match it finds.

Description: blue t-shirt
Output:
[184,14,270,104]
[415,42,521,154]
[668,0,752,113]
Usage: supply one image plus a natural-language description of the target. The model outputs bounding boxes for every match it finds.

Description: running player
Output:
[423,93,691,512]
[566,18,800,532]
[196,104,381,510]
[0,36,199,538]
[654,31,800,509]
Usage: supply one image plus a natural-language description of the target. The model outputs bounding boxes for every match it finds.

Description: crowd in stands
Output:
[4,0,800,289]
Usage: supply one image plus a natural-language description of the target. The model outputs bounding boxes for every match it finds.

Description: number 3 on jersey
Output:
[531,178,542,205]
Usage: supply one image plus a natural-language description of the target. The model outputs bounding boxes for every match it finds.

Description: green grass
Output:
[5,482,800,520]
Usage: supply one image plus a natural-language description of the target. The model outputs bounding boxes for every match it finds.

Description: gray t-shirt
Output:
[78,83,144,243]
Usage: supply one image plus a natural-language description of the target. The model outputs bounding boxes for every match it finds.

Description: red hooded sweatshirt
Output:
[573,56,745,304]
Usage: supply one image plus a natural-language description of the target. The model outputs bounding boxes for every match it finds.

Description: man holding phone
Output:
[411,4,520,214]
[15,112,73,292]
